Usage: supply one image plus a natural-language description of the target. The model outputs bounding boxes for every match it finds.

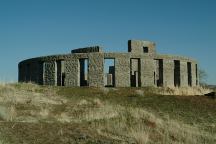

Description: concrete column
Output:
[43,61,57,86]
[115,55,130,87]
[88,53,104,87]
[141,58,155,87]
[65,59,80,86]
[163,59,174,87]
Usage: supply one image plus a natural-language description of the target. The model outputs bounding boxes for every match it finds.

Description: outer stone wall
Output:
[18,63,25,82]
[18,61,43,84]
[18,40,199,88]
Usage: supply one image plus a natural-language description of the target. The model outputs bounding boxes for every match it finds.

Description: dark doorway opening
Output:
[130,58,141,87]
[104,59,115,87]
[174,60,180,87]
[62,73,65,86]
[187,62,192,86]
[57,61,62,86]
[80,59,88,86]
[57,60,65,86]
[155,59,163,87]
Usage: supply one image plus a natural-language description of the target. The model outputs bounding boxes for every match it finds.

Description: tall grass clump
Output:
[155,86,211,96]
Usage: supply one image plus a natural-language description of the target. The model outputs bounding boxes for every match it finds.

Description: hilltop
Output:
[0,83,215,144]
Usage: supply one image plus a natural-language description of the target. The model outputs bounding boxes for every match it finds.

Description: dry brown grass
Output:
[155,86,211,96]
[0,83,215,144]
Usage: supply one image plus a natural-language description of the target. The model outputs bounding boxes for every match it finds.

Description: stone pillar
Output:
[65,59,80,86]
[140,58,155,87]
[43,61,57,86]
[163,59,174,87]
[191,63,197,86]
[107,74,113,86]
[88,53,104,87]
[115,55,130,87]
[180,61,188,87]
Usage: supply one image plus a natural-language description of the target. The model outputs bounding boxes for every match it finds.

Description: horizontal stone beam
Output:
[71,46,102,53]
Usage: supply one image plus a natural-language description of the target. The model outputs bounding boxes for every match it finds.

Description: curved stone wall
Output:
[18,40,199,87]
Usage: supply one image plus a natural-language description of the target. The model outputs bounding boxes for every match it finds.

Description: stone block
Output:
[141,58,155,87]
[115,55,130,87]
[88,53,104,87]
[163,59,174,87]
[180,61,188,87]
[43,61,57,85]
[65,59,80,86]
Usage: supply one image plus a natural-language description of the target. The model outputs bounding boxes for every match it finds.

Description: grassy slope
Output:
[0,83,215,144]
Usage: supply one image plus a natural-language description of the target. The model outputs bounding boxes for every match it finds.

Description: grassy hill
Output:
[0,83,215,144]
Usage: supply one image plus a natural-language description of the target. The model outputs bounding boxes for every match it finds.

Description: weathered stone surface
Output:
[115,55,130,87]
[141,58,155,87]
[163,59,174,87]
[65,59,80,86]
[191,63,198,86]
[18,40,199,88]
[43,61,57,86]
[88,53,104,87]
[180,61,188,87]
[128,40,156,56]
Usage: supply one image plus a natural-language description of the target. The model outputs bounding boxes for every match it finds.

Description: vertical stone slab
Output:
[191,63,197,86]
[43,61,57,86]
[25,63,31,82]
[88,53,104,87]
[141,58,155,87]
[180,61,188,87]
[196,64,199,86]
[163,59,174,87]
[65,59,80,86]
[115,55,130,87]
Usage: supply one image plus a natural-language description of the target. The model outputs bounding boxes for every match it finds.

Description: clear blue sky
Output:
[0,0,215,84]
